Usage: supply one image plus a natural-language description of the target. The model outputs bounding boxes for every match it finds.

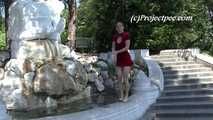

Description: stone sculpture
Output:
[0,0,90,110]
[0,0,148,112]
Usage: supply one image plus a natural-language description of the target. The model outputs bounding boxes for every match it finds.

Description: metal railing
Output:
[75,37,95,52]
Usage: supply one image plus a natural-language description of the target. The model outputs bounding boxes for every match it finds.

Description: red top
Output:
[112,32,133,67]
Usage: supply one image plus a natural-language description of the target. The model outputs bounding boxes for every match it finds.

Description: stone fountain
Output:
[0,0,93,111]
[0,0,157,119]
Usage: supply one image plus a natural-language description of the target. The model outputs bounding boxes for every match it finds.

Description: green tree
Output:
[77,0,213,54]
[0,17,6,49]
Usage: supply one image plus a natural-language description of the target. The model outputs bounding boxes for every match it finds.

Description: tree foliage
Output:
[77,0,213,54]
[0,17,6,49]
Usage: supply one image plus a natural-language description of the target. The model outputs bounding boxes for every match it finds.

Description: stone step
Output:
[161,88,213,97]
[158,54,179,57]
[153,101,213,110]
[165,75,213,81]
[159,61,195,66]
[163,67,212,74]
[165,77,213,86]
[156,59,185,63]
[154,117,213,120]
[153,109,213,120]
[153,58,184,62]
[152,55,185,59]
[159,52,180,55]
[149,52,213,120]
[164,71,213,79]
[151,55,178,59]
[151,57,178,60]
[161,64,205,70]
[152,56,180,59]
[160,50,178,53]
[164,82,213,91]
[157,95,213,103]
[158,60,195,65]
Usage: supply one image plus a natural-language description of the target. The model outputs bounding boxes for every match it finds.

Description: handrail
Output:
[130,49,164,92]
[144,58,164,92]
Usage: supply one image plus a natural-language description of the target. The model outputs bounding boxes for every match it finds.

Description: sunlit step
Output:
[164,71,213,79]
[161,64,205,70]
[165,83,213,90]
[162,88,213,96]
[163,67,212,74]
[165,77,213,86]
[157,95,213,103]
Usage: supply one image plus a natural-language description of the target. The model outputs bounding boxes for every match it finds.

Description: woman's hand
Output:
[112,50,117,65]
[112,50,117,55]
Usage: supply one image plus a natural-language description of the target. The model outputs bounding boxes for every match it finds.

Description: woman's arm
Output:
[115,39,130,54]
[112,41,117,64]
[112,41,116,52]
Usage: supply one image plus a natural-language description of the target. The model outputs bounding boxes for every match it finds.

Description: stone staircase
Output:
[148,51,213,120]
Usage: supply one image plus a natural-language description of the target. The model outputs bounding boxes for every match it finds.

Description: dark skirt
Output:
[116,51,133,67]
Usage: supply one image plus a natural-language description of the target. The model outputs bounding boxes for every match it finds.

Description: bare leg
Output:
[116,67,124,101]
[122,66,131,102]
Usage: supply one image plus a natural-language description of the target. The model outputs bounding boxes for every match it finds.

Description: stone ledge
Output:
[145,58,164,92]
[31,71,159,120]
[129,49,164,91]
[29,49,162,120]
[0,49,163,120]
[195,54,213,68]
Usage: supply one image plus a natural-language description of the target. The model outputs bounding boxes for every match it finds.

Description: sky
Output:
[77,0,80,7]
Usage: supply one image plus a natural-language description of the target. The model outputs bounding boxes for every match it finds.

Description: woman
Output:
[112,22,133,102]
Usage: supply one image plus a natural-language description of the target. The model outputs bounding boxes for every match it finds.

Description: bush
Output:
[0,32,6,49]
[0,17,6,50]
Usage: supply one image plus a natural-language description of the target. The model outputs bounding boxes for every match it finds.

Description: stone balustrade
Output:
[161,48,213,69]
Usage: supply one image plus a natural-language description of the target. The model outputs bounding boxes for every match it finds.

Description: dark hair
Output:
[112,21,127,35]
[116,21,124,27]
